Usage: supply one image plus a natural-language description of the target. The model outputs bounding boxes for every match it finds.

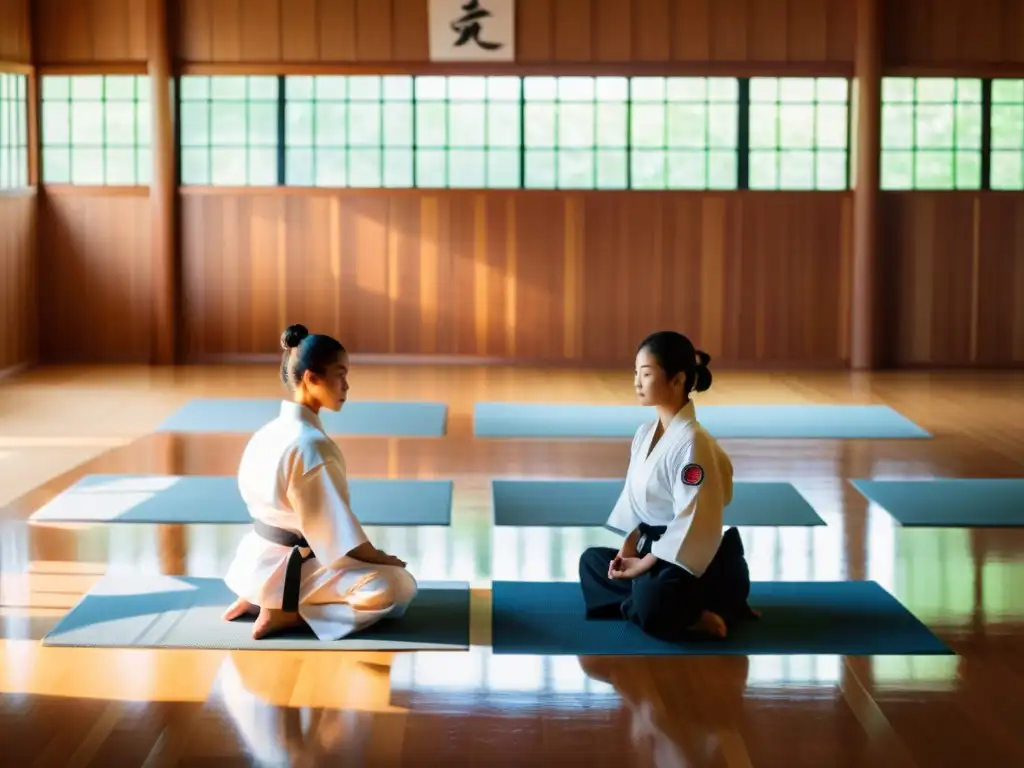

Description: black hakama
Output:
[579,525,753,642]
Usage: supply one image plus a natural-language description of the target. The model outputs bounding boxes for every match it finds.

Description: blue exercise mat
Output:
[157,398,447,437]
[491,479,824,528]
[473,403,931,439]
[850,478,1024,528]
[42,574,469,651]
[29,474,452,526]
[490,581,951,656]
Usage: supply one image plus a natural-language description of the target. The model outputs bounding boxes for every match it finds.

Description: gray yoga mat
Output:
[850,478,1024,528]
[156,399,448,437]
[29,474,452,527]
[473,403,931,439]
[492,479,825,528]
[42,574,470,651]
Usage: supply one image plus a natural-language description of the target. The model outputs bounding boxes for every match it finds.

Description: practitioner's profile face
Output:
[633,347,680,407]
[305,352,350,411]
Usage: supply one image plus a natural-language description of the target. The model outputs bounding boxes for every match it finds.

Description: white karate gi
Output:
[605,400,733,577]
[224,401,418,640]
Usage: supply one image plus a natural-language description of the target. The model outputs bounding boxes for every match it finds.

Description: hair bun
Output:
[280,324,310,351]
[695,350,712,368]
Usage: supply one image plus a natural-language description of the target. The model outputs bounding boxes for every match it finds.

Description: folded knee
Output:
[348,569,418,612]
[579,547,608,576]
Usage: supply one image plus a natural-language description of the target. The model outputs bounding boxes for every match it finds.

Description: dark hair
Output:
[279,324,346,392]
[637,331,713,396]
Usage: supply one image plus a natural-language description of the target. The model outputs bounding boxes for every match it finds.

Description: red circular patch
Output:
[682,464,704,486]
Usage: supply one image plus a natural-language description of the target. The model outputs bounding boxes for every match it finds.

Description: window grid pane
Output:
[283,75,416,188]
[177,74,866,191]
[414,76,521,189]
[40,75,150,186]
[748,77,849,190]
[180,75,279,186]
[880,77,982,190]
[0,73,29,189]
[523,76,627,190]
[990,78,1024,190]
[629,77,739,190]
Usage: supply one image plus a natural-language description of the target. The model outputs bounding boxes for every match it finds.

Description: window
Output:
[880,77,982,190]
[415,76,521,188]
[523,76,627,189]
[179,76,278,186]
[631,77,738,190]
[41,75,151,185]
[749,77,849,190]
[285,75,414,188]
[174,73,866,191]
[0,73,28,189]
[990,79,1024,190]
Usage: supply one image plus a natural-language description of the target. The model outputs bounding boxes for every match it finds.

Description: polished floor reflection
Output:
[2,365,1024,766]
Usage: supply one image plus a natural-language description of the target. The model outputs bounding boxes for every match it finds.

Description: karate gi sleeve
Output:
[604,424,647,535]
[287,458,370,566]
[649,432,731,577]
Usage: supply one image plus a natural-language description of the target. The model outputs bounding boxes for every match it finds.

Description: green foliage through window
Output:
[880,77,982,190]
[40,75,151,185]
[416,76,521,188]
[523,76,627,189]
[285,75,412,188]
[749,77,849,190]
[990,79,1024,190]
[630,77,739,190]
[179,76,278,186]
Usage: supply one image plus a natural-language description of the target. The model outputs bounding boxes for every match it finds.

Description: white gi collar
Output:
[279,400,326,433]
[674,399,698,426]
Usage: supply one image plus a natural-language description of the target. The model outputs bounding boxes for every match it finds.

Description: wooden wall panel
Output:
[881,194,1024,367]
[34,0,149,64]
[0,192,36,371]
[883,0,1024,68]
[174,0,855,67]
[0,0,31,63]
[38,192,152,363]
[179,191,851,367]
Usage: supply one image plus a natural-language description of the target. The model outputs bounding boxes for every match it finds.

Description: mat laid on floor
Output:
[28,474,452,526]
[491,479,824,528]
[850,478,1024,528]
[156,399,447,437]
[42,574,470,651]
[473,403,931,439]
[490,581,951,656]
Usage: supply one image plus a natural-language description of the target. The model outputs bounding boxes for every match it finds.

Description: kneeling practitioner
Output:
[222,324,417,640]
[579,331,757,641]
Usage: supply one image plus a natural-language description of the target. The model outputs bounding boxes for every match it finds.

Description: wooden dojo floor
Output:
[2,364,1024,767]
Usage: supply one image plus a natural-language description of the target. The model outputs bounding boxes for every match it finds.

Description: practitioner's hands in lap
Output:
[608,556,648,580]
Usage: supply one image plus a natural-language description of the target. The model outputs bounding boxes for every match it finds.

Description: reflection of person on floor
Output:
[210,652,402,765]
[222,324,417,640]
[579,332,759,641]
[578,654,750,767]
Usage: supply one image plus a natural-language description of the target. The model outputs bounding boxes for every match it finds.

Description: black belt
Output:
[254,520,312,613]
[636,523,667,557]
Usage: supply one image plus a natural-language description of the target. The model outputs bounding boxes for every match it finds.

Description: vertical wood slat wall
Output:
[6,0,1024,368]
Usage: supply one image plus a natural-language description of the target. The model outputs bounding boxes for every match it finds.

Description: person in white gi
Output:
[222,324,417,640]
[579,331,758,641]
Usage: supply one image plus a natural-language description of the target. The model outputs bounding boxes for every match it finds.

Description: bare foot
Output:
[222,598,258,621]
[252,607,303,639]
[692,610,728,639]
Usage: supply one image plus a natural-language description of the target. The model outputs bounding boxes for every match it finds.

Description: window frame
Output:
[0,72,29,190]
[39,73,152,187]
[168,73,868,192]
